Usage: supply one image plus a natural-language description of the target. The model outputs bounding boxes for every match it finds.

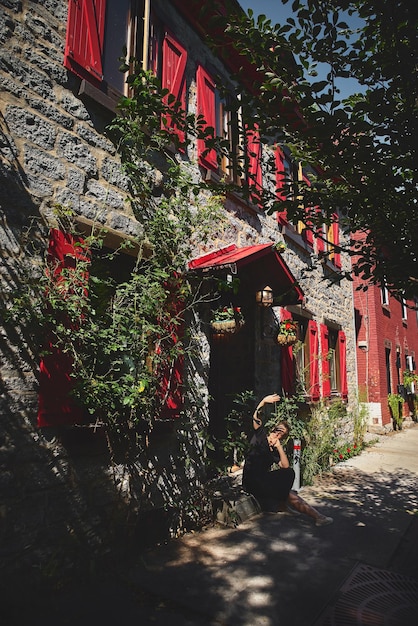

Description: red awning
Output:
[189,243,303,304]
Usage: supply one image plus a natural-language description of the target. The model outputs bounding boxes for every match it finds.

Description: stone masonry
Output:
[0,0,357,594]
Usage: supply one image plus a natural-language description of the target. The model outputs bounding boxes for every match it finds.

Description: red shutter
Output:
[38,230,89,427]
[301,174,314,247]
[162,32,187,145]
[316,221,325,253]
[196,65,217,170]
[247,124,262,205]
[280,309,294,395]
[64,0,106,83]
[338,330,348,399]
[303,222,314,247]
[158,326,184,419]
[332,215,341,268]
[320,323,331,398]
[156,276,184,419]
[275,146,288,225]
[308,320,320,401]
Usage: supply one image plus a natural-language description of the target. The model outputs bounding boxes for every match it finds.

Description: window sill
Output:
[282,225,313,256]
[78,79,121,114]
[319,257,343,277]
[204,168,264,215]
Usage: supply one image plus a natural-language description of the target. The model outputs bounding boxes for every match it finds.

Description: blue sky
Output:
[238,1,294,24]
[237,1,364,99]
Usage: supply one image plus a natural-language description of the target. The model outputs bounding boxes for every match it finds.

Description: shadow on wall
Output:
[0,121,209,598]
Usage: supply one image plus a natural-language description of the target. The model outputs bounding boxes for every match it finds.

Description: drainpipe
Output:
[142,0,151,71]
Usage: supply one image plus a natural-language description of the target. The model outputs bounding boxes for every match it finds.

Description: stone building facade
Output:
[0,0,358,591]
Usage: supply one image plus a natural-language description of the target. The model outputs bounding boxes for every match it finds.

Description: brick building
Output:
[353,256,418,430]
[0,0,358,589]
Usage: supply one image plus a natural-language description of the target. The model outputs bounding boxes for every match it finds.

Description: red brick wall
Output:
[353,273,418,427]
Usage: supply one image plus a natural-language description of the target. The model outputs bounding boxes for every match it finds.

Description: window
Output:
[406,355,414,372]
[275,146,297,225]
[401,297,408,321]
[320,323,348,399]
[293,317,320,402]
[296,172,314,247]
[65,0,138,91]
[275,152,318,248]
[64,1,168,95]
[385,346,392,394]
[216,93,241,182]
[196,64,241,180]
[39,229,184,427]
[381,282,389,306]
[317,215,341,268]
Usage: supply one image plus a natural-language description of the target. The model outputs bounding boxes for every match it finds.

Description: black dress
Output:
[242,425,295,511]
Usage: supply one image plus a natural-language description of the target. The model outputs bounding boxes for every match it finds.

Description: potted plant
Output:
[210,305,245,337]
[276,319,298,346]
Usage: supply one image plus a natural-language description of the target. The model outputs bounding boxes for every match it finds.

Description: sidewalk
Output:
[7,425,418,625]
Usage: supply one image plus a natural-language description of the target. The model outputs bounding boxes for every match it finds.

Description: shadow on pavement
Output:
[4,467,418,625]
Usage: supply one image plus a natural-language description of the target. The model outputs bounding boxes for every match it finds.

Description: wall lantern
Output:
[255,285,273,307]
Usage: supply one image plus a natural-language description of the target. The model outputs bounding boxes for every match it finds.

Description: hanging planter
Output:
[210,306,245,339]
[276,320,298,346]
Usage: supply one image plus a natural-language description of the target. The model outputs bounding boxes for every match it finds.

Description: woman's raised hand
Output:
[263,393,281,404]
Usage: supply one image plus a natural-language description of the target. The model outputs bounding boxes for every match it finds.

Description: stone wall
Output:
[0,0,358,594]
[0,0,211,594]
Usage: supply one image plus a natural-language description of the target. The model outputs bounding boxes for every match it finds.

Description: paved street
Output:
[6,424,418,625]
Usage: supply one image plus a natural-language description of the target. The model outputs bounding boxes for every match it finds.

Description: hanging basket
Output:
[276,333,297,346]
[211,319,245,339]
[277,319,298,346]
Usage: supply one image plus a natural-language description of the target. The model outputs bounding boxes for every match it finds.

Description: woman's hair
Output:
[271,420,290,435]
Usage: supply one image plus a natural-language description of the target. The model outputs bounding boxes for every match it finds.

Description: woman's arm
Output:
[252,393,281,430]
[274,439,290,469]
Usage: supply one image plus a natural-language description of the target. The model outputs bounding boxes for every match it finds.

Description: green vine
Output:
[388,393,404,430]
[6,66,225,454]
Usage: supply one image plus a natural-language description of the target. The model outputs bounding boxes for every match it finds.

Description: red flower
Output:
[339,454,343,459]
[347,448,351,453]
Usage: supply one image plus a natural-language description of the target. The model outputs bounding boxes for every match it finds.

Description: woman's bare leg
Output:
[286,490,328,522]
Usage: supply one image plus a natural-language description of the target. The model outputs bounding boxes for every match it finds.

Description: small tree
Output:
[206,0,418,301]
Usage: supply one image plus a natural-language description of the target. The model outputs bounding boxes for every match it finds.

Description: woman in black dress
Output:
[242,394,333,526]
